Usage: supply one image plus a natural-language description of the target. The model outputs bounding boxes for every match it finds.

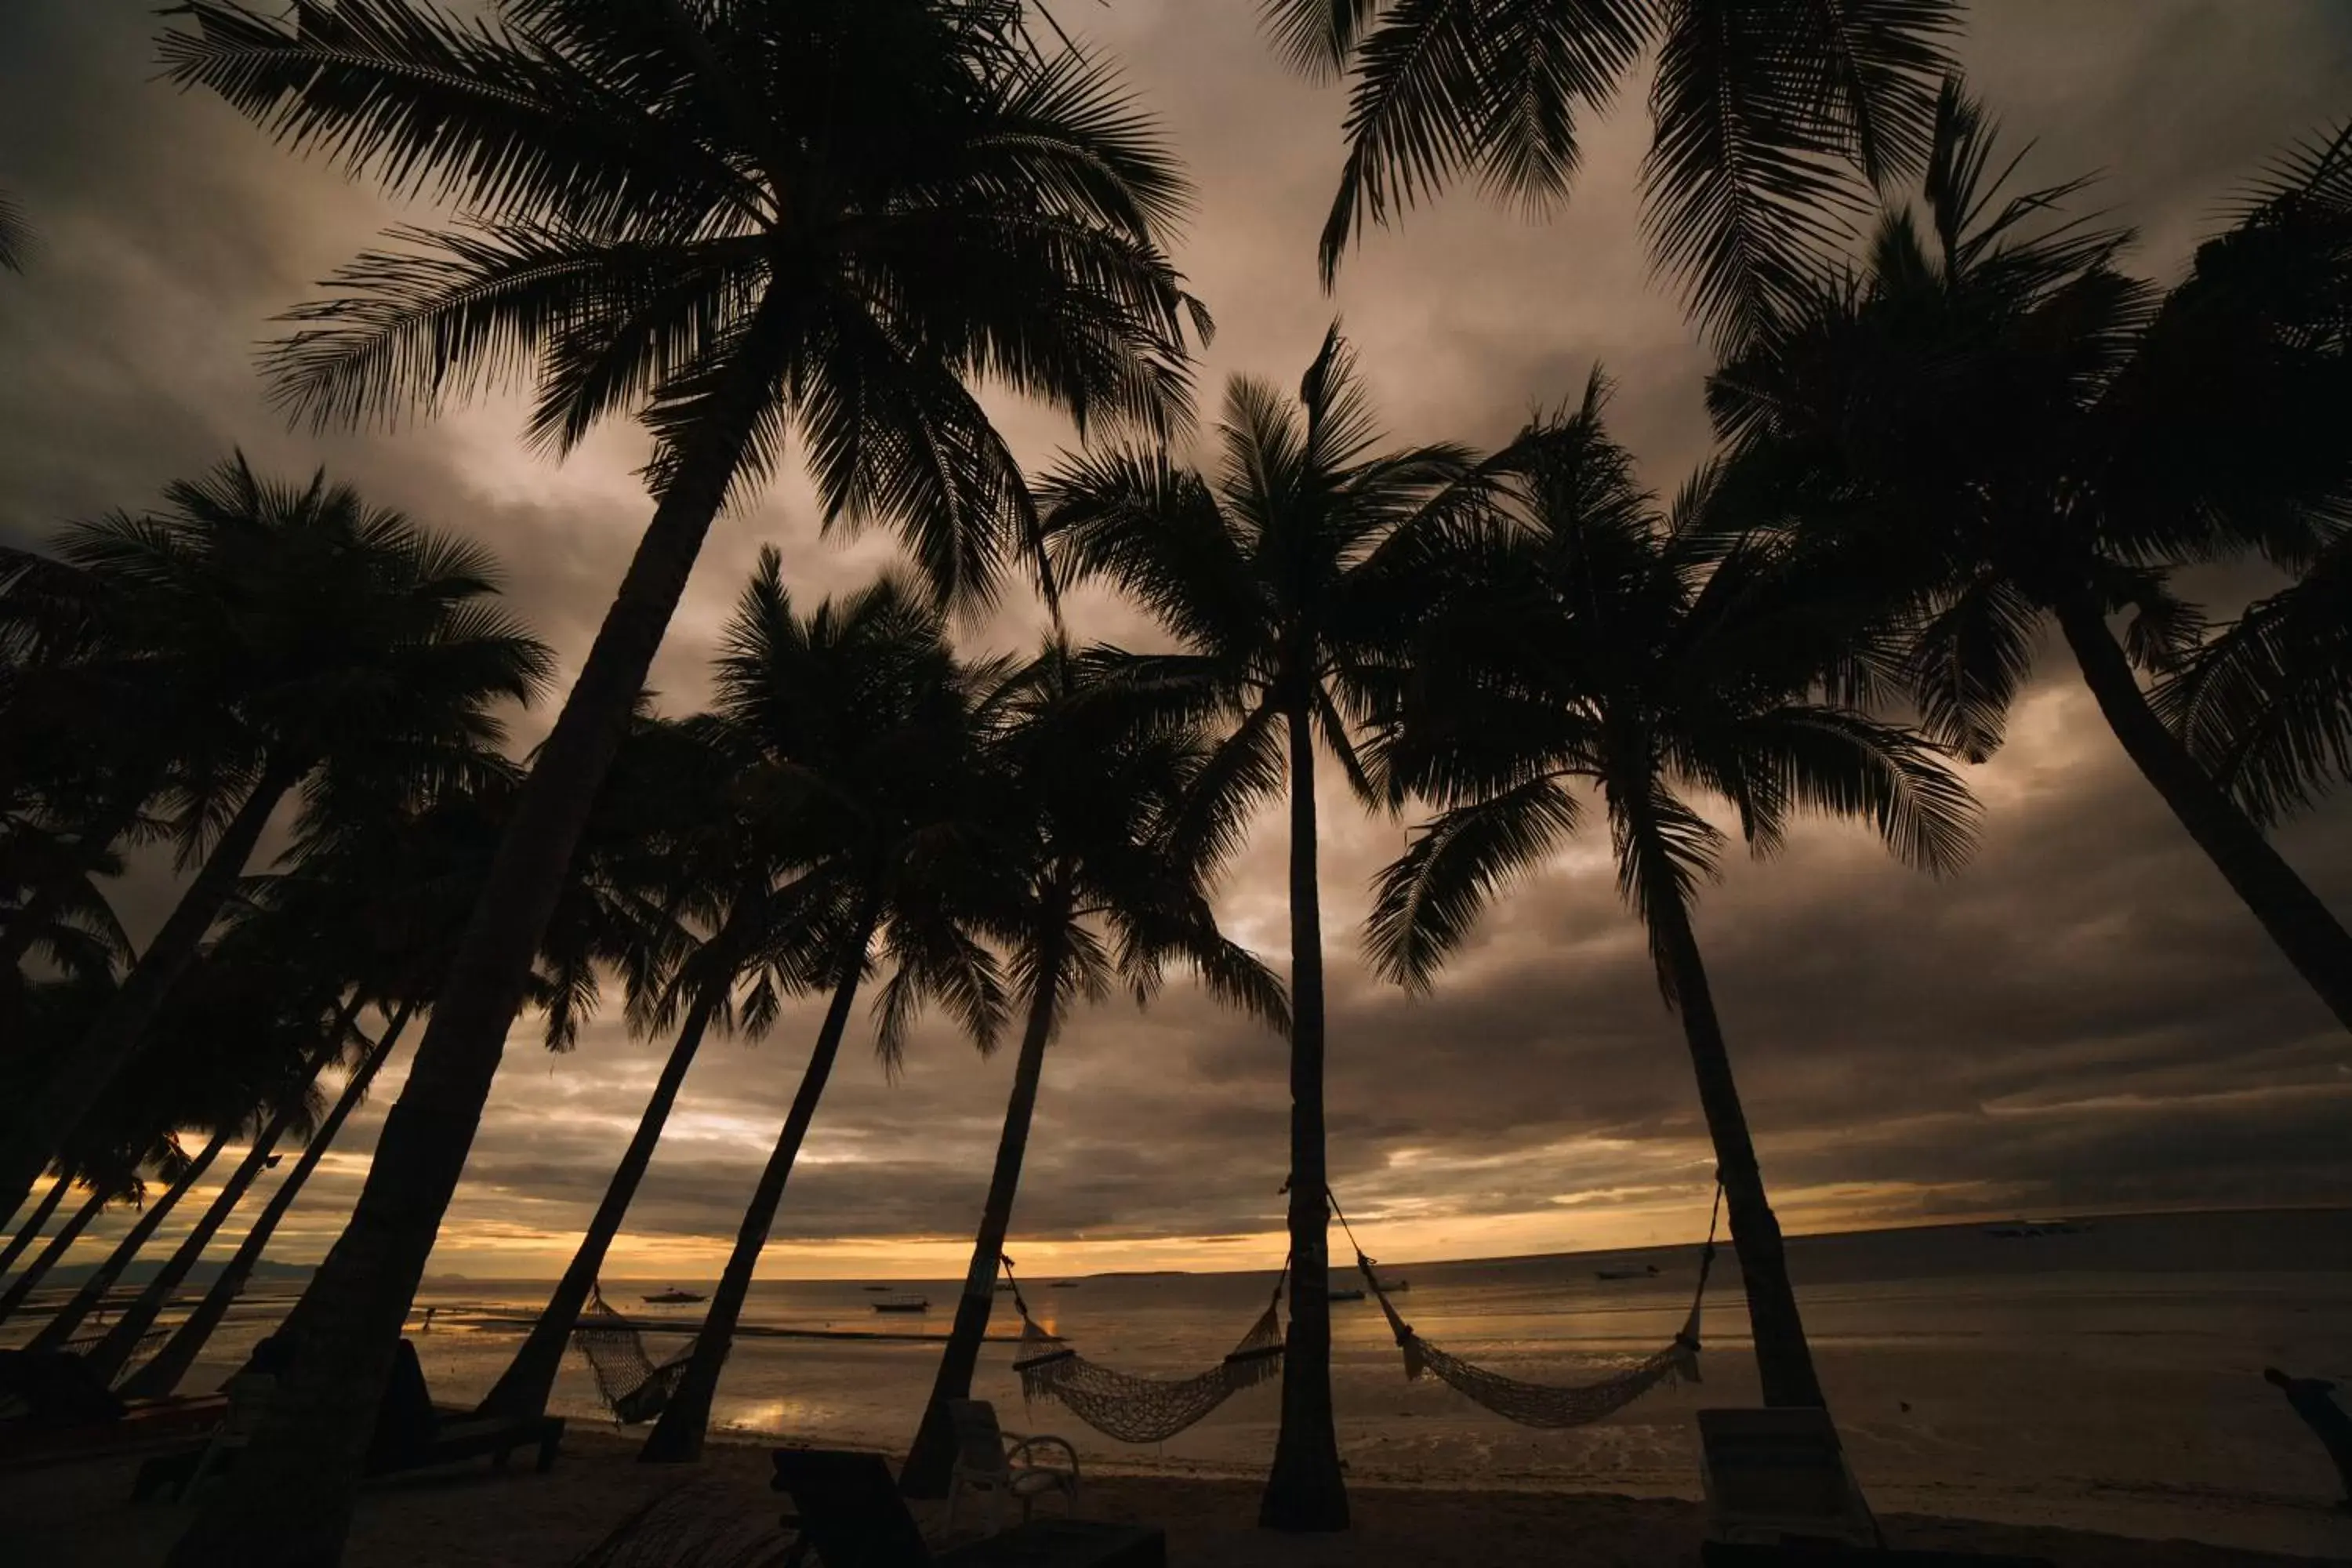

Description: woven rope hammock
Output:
[573,1283,698,1425]
[1338,1185,1720,1430]
[1006,1261,1286,1444]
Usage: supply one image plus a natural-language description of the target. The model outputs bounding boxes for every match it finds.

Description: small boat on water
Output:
[1328,1287,1367,1303]
[1984,1218,2089,1238]
[1376,1277,1409,1293]
[873,1294,931,1313]
[1052,1280,1082,1288]
[862,1284,890,1291]
[641,1287,706,1305]
[1595,1264,1661,1281]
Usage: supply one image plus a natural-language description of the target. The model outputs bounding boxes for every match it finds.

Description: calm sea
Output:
[103,1208,2352,1559]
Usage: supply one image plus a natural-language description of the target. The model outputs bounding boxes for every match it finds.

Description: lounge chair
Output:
[0,1349,229,1472]
[771,1447,1162,1568]
[132,1338,562,1500]
[946,1398,1080,1534]
[1698,1407,1878,1550]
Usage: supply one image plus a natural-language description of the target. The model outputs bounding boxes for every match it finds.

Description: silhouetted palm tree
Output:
[1712,87,2352,1029]
[641,562,1012,1462]
[1031,328,1482,1526]
[0,458,550,1222]
[158,2,1199,1545]
[900,644,1288,1496]
[1366,384,1978,1408]
[0,1175,71,1278]
[1261,0,1958,345]
[20,1130,227,1348]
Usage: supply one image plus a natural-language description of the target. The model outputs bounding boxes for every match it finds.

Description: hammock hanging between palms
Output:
[572,1283,698,1425]
[1339,1185,1719,1430]
[1006,1261,1286,1444]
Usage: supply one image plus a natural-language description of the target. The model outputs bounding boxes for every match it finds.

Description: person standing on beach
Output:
[2264,1367,2352,1506]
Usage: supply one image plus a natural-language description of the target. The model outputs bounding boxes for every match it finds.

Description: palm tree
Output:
[1364,383,1977,1408]
[1711,87,2352,1030]
[20,1130,228,1349]
[1031,328,1482,1528]
[0,458,551,1221]
[0,1181,116,1322]
[1260,0,1958,344]
[899,644,1289,1496]
[157,4,1197,1548]
[640,562,1013,1461]
[121,1007,415,1399]
[0,1175,71,1277]
[0,190,27,274]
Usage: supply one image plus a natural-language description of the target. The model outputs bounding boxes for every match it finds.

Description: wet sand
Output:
[5,1428,2340,1567]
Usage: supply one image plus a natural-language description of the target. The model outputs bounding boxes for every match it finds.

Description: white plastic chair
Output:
[944,1397,1080,1534]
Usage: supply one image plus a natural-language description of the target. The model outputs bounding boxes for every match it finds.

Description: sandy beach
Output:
[5,1428,2342,1567]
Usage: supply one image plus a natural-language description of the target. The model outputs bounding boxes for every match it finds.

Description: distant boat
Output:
[1052,1280,1082,1288]
[994,1280,1016,1292]
[641,1287,706,1305]
[1984,1218,2088,1239]
[1328,1287,1367,1303]
[873,1294,930,1313]
[1376,1277,1409,1293]
[862,1284,891,1291]
[1595,1265,1661,1281]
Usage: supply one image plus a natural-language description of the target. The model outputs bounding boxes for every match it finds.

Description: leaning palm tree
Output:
[640,563,1013,1461]
[1712,87,2352,1030]
[0,458,551,1221]
[1032,328,1482,1527]
[156,4,1197,1551]
[1261,0,1959,345]
[1365,384,1978,1409]
[900,644,1289,1496]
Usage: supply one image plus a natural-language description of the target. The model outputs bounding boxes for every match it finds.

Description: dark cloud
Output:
[6,2,2350,1274]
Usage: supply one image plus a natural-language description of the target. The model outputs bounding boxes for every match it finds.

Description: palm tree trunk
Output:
[120,1007,414,1401]
[83,1109,298,1383]
[0,1174,71,1277]
[25,1131,227,1351]
[1637,831,1828,1409]
[0,793,147,971]
[1261,699,1347,1531]
[899,896,1070,1499]
[641,921,877,1464]
[478,989,725,1422]
[0,1181,109,1322]
[163,303,789,1568]
[2054,592,2352,1032]
[0,761,299,1221]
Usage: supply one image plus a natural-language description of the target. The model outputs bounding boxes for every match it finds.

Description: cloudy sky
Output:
[5,1,2349,1282]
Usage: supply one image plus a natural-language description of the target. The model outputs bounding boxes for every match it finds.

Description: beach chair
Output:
[132,1339,563,1501]
[946,1397,1080,1534]
[0,1349,230,1475]
[1697,1407,1878,1549]
[771,1447,1162,1568]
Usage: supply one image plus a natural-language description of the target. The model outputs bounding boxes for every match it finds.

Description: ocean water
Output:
[78,1208,2352,1559]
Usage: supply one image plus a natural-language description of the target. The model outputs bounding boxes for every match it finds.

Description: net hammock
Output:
[1337,1185,1720,1430]
[1005,1259,1286,1444]
[573,1283,698,1425]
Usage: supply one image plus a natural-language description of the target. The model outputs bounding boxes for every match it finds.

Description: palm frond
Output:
[1367,774,1581,989]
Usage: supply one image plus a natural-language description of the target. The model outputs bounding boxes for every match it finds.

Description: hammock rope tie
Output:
[572,1282,698,1426]
[1330,1182,1721,1431]
[1005,1253,1288,1445]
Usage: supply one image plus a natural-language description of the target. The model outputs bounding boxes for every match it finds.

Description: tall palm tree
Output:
[1364,384,1978,1408]
[900,644,1289,1496]
[1711,87,2352,1029]
[0,458,550,1220]
[0,1175,71,1277]
[641,562,1012,1461]
[157,5,1197,1551]
[1260,0,1959,344]
[21,1130,228,1349]
[1032,328,1482,1528]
